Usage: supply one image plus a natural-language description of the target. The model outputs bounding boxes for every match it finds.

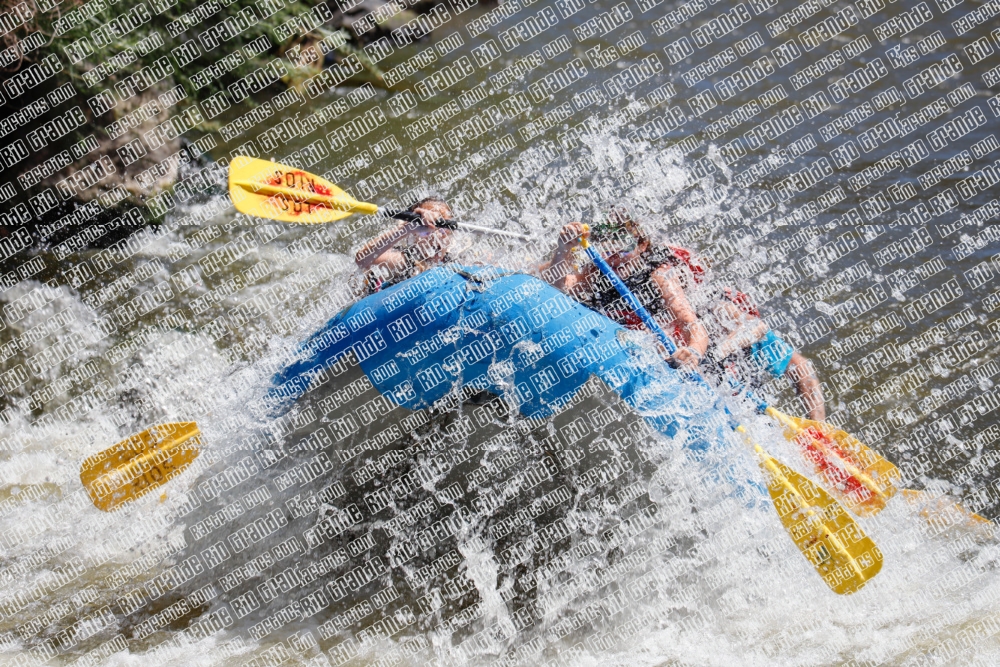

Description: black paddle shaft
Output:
[389,210,458,230]
[386,209,530,240]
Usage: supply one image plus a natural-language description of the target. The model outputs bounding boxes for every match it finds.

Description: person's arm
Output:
[539,222,591,296]
[355,219,420,271]
[714,302,770,359]
[651,265,708,368]
[785,352,826,421]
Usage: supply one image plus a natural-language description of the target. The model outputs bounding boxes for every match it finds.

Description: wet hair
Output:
[408,197,451,212]
[606,206,633,227]
[592,206,646,242]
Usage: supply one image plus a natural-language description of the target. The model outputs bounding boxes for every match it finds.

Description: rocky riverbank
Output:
[0,0,468,248]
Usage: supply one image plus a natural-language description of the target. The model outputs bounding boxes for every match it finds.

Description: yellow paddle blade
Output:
[228,155,379,224]
[767,408,900,516]
[80,422,201,512]
[739,427,883,594]
[901,489,994,541]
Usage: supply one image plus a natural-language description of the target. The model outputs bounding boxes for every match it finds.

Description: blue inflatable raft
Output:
[271,265,733,457]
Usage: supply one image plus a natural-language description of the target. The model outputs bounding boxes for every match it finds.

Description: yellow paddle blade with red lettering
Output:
[80,422,201,512]
[228,156,379,224]
[742,427,883,595]
[767,408,901,516]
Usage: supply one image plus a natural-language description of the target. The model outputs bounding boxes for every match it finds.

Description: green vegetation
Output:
[0,0,383,215]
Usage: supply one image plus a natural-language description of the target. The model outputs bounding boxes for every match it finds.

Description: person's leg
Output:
[784,352,826,421]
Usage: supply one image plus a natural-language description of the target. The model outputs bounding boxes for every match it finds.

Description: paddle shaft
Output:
[236,180,380,215]
[385,210,531,240]
[581,241,679,354]
[452,221,531,240]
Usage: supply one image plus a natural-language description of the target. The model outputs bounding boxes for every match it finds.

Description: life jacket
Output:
[600,244,760,337]
[663,245,760,319]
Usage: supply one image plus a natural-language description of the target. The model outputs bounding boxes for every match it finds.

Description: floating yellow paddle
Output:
[80,422,201,512]
[229,155,379,224]
[581,232,881,594]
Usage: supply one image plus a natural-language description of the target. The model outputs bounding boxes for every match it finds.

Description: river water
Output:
[2,0,1000,664]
